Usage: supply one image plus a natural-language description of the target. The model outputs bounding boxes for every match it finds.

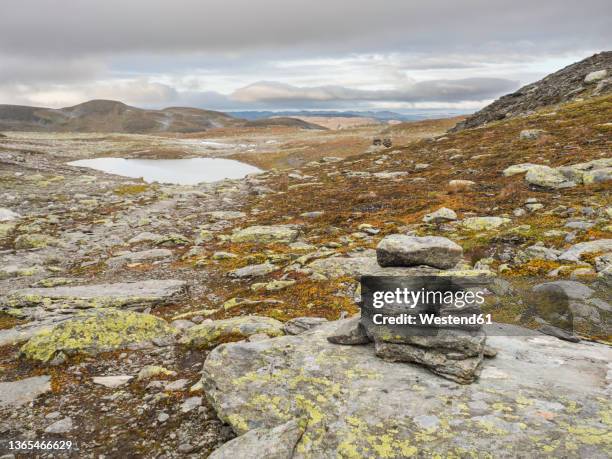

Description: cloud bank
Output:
[0,1,609,110]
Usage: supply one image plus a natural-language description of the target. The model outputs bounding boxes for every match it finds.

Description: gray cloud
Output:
[0,1,609,110]
[1,1,610,57]
[231,78,519,104]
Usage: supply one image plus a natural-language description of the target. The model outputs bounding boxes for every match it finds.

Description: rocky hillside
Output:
[0,99,242,133]
[452,51,612,131]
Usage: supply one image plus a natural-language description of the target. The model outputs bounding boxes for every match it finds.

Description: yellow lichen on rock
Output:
[20,309,175,363]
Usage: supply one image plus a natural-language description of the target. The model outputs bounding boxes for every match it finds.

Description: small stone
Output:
[423,207,457,224]
[92,375,133,388]
[283,317,328,335]
[519,129,546,140]
[44,417,73,434]
[138,365,177,381]
[157,412,170,423]
[180,396,202,413]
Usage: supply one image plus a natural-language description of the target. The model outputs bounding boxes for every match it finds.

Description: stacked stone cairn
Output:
[329,235,495,384]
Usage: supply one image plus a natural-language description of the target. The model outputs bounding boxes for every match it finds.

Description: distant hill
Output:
[0,99,242,133]
[452,51,612,131]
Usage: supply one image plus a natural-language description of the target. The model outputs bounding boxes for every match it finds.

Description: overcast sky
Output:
[0,0,609,112]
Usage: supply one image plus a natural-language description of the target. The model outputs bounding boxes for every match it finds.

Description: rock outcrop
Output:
[452,51,612,130]
[202,320,612,458]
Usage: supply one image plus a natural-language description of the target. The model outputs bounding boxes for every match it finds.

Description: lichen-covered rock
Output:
[525,165,575,189]
[14,233,62,249]
[502,163,540,177]
[461,216,511,231]
[230,225,299,244]
[180,316,284,349]
[422,207,457,224]
[3,279,187,310]
[202,320,612,457]
[20,310,175,363]
[0,222,17,238]
[377,235,463,269]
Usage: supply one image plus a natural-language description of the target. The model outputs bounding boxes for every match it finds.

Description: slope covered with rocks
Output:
[452,51,612,131]
[0,77,610,456]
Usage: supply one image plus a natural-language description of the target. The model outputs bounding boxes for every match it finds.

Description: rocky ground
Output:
[0,90,610,457]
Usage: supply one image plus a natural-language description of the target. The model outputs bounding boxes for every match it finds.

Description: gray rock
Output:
[502,163,539,177]
[206,211,246,220]
[539,325,580,343]
[374,340,483,384]
[180,396,202,413]
[584,69,608,83]
[128,232,162,244]
[558,239,612,262]
[0,375,51,407]
[106,248,172,268]
[0,207,21,221]
[164,379,189,391]
[423,207,457,224]
[44,417,73,434]
[525,166,575,189]
[283,317,328,335]
[377,235,463,269]
[4,279,188,310]
[230,225,299,244]
[209,419,303,459]
[201,320,612,457]
[229,262,277,278]
[92,375,133,388]
[326,316,370,345]
[519,129,546,140]
[525,245,560,261]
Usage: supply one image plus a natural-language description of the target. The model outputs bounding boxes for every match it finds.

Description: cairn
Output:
[329,235,494,384]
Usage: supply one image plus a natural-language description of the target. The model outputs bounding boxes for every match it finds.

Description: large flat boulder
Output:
[202,320,611,458]
[2,279,187,310]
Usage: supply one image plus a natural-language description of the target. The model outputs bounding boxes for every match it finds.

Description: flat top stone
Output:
[0,375,51,407]
[376,235,463,269]
[202,320,611,458]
